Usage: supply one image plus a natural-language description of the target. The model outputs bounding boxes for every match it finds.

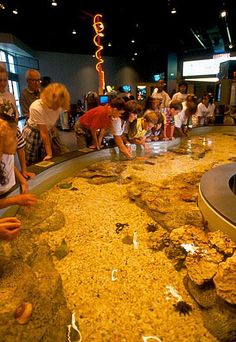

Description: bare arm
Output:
[17,148,36,179]
[97,128,106,148]
[38,124,52,160]
[14,166,28,194]
[114,135,133,159]
[0,193,37,209]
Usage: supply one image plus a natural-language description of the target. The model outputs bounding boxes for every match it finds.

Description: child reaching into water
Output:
[127,111,159,153]
[162,100,183,140]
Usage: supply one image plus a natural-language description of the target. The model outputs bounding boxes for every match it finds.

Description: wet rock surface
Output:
[0,199,71,341]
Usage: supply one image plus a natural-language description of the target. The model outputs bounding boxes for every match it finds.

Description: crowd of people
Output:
[0,67,217,242]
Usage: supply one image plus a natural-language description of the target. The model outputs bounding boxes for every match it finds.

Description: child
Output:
[0,99,37,240]
[162,101,183,140]
[128,111,159,152]
[22,83,71,165]
[74,96,126,150]
[0,65,35,179]
[108,100,142,159]
[174,94,198,136]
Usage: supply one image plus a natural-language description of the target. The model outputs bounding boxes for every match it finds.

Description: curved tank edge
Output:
[198,186,236,243]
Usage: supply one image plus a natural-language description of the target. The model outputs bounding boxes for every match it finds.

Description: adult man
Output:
[20,69,41,119]
[151,79,171,109]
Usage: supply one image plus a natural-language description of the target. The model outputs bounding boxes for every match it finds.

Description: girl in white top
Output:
[197,94,215,126]
[174,94,198,136]
[108,100,142,159]
[22,83,70,165]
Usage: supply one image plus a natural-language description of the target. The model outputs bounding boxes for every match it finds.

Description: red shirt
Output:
[79,105,110,130]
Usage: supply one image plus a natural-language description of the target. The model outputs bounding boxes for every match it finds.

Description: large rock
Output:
[0,243,71,341]
[202,299,236,342]
[183,275,218,308]
[185,248,224,285]
[213,252,236,305]
[208,230,236,257]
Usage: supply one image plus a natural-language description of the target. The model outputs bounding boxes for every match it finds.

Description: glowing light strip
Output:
[93,14,105,92]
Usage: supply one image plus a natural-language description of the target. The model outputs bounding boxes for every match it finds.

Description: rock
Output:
[54,239,69,260]
[208,230,236,257]
[183,275,217,308]
[14,302,33,325]
[213,252,236,305]
[169,225,208,247]
[147,229,169,251]
[202,299,236,342]
[185,248,224,285]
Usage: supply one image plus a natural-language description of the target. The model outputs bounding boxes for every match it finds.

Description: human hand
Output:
[20,180,29,194]
[13,193,37,206]
[22,171,36,180]
[0,217,21,241]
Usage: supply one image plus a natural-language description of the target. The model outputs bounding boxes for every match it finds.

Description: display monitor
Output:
[99,95,109,105]
[136,85,147,101]
[120,85,131,93]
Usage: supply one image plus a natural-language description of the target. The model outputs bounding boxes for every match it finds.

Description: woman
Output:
[22,83,70,165]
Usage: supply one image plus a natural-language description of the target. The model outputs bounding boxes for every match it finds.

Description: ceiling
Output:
[0,0,235,80]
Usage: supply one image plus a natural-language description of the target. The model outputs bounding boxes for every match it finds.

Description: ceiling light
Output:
[72,29,76,35]
[51,0,57,7]
[171,8,176,14]
[131,57,135,61]
[190,28,207,49]
[108,42,112,47]
[0,3,5,10]
[134,52,138,56]
[12,9,18,14]
[131,40,135,43]
[220,10,227,18]
[229,43,233,49]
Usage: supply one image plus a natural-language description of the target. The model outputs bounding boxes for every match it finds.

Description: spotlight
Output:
[12,9,18,14]
[51,0,57,7]
[220,10,227,18]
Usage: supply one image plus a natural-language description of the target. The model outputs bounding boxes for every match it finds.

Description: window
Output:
[0,49,21,116]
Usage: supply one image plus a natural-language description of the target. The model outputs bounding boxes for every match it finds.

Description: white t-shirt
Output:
[28,99,62,129]
[174,102,187,128]
[0,154,15,195]
[108,117,129,136]
[151,89,171,108]
[172,92,188,103]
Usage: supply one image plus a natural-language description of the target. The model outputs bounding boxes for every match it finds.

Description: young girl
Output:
[108,100,142,159]
[174,94,198,136]
[0,66,35,180]
[22,83,70,165]
[0,99,37,240]
[161,100,183,140]
[128,111,159,152]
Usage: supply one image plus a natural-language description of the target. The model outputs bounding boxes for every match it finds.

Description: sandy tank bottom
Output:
[33,134,235,341]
